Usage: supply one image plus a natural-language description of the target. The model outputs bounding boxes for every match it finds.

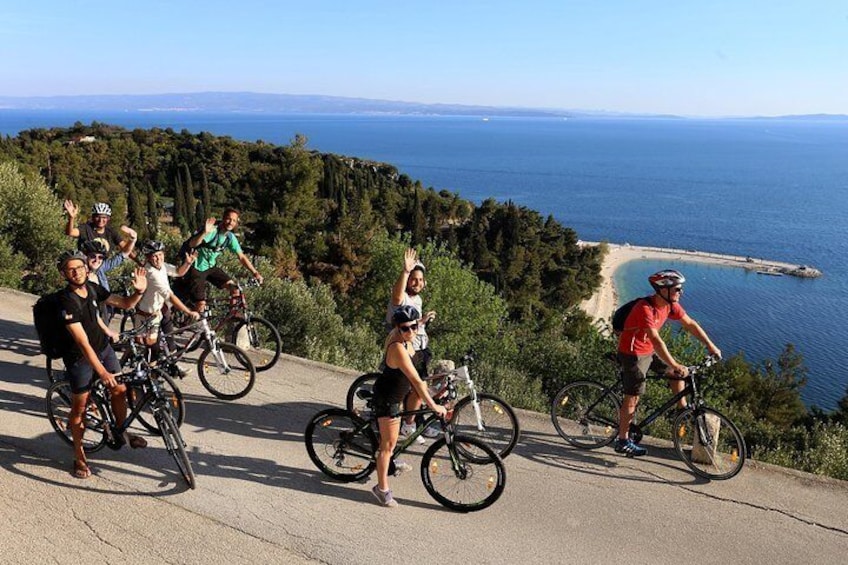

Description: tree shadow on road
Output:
[0,319,42,359]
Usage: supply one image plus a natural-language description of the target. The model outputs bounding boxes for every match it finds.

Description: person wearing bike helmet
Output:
[56,250,150,479]
[64,199,136,256]
[615,269,722,457]
[135,240,199,349]
[385,248,437,441]
[370,305,448,507]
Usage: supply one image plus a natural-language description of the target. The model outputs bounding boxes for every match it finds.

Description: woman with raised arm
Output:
[370,305,447,507]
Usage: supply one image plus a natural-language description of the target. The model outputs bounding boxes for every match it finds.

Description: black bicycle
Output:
[550,355,746,480]
[346,352,520,460]
[46,364,196,489]
[304,405,506,512]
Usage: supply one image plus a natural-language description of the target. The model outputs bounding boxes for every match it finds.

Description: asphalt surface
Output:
[1,288,847,564]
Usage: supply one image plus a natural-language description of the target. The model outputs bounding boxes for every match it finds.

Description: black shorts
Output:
[617,353,669,396]
[372,400,404,419]
[176,266,233,303]
[64,345,121,394]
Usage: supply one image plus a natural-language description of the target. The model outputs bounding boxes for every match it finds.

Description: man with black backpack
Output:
[52,250,150,479]
[614,269,721,457]
[172,208,262,312]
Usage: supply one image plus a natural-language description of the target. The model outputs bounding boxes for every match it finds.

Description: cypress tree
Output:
[182,163,197,232]
[146,181,158,238]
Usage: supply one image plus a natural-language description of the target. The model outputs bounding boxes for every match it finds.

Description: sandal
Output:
[124,433,148,449]
[73,459,91,479]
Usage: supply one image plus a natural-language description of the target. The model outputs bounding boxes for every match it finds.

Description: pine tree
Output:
[182,163,196,232]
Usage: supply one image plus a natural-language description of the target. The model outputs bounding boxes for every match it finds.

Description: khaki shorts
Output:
[134,310,163,341]
[617,353,669,396]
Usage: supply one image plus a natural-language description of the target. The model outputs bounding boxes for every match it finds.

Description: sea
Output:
[2,110,847,409]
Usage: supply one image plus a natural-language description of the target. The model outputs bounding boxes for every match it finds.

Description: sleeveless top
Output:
[373,344,413,404]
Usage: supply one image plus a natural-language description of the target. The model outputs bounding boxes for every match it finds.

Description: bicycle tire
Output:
[451,393,520,460]
[197,342,257,400]
[46,357,65,384]
[551,380,620,449]
[673,406,746,480]
[133,372,185,434]
[45,381,107,453]
[304,408,377,482]
[155,409,196,489]
[420,435,506,512]
[230,316,282,372]
[345,373,381,420]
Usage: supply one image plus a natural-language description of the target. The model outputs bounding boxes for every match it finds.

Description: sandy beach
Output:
[579,242,817,324]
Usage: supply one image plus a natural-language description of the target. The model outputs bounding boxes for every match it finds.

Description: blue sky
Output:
[2,1,846,116]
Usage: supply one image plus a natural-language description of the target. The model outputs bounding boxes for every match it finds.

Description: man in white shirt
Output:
[135,241,199,357]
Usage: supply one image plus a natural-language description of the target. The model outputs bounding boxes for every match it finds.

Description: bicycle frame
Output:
[89,371,171,448]
[427,365,485,432]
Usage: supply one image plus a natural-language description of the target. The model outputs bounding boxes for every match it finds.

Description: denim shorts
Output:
[64,345,121,394]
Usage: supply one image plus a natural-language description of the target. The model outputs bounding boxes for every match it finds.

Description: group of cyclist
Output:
[54,199,724,499]
[55,200,260,479]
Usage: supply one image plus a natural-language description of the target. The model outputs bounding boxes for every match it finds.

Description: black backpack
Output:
[611,296,653,335]
[32,290,74,359]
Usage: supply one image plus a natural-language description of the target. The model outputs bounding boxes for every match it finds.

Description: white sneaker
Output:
[399,422,426,445]
[422,422,442,438]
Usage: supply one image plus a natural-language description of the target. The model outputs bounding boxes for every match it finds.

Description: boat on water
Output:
[756,270,783,277]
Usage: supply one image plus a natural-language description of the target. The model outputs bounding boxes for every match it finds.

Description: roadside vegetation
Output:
[1,124,845,481]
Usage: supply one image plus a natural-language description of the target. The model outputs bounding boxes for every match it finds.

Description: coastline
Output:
[579,242,820,323]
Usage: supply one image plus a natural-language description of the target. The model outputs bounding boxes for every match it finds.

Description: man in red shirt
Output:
[615,269,721,456]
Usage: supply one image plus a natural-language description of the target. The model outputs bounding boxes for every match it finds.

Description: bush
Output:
[0,234,26,288]
[0,161,66,292]
[250,277,381,372]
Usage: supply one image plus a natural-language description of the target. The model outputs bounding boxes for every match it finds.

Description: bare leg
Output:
[376,417,400,491]
[618,394,639,440]
[70,392,90,472]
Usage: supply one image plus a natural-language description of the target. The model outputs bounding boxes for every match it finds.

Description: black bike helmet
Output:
[141,240,166,255]
[80,240,107,255]
[391,304,421,326]
[57,250,87,271]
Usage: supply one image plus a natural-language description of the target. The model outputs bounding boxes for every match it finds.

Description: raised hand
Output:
[403,248,418,273]
[63,199,79,218]
[120,225,137,240]
[204,217,217,234]
[131,267,148,294]
[185,249,198,264]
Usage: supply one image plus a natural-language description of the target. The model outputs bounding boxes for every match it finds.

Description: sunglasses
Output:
[87,253,105,261]
[399,323,419,333]
[671,287,684,294]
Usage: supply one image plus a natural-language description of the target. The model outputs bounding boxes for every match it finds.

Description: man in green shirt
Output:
[175,208,263,312]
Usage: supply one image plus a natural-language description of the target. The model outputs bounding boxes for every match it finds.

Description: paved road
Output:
[1,288,847,564]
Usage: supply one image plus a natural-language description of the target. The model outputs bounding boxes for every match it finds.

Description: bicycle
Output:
[45,321,185,436]
[155,310,257,400]
[345,352,520,460]
[550,355,746,480]
[45,361,196,489]
[304,405,506,512]
[142,278,282,373]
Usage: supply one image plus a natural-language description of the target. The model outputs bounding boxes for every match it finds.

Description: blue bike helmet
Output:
[391,305,420,326]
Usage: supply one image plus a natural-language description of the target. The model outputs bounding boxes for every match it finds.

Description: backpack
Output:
[32,290,74,359]
[178,228,234,263]
[611,296,654,335]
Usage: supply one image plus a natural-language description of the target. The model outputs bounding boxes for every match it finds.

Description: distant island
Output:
[4,91,843,121]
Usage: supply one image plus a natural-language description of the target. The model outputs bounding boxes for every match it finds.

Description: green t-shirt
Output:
[194,230,242,272]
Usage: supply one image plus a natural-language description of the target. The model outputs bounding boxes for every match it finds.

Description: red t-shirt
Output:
[617,298,685,356]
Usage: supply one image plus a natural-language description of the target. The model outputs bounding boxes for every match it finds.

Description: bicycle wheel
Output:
[133,372,185,434]
[155,408,196,489]
[304,408,377,482]
[46,357,65,384]
[345,373,380,420]
[673,406,746,480]
[421,435,506,512]
[451,393,520,460]
[230,316,282,372]
[45,381,107,453]
[197,342,257,400]
[551,380,620,449]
